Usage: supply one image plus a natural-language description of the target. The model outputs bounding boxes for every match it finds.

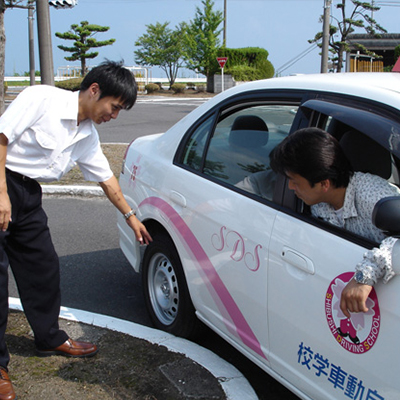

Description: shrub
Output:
[226,59,274,82]
[145,83,160,94]
[211,47,275,81]
[196,84,206,93]
[171,83,186,94]
[3,81,8,96]
[55,78,83,91]
[254,59,275,79]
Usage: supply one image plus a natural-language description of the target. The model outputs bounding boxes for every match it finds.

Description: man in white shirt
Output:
[0,61,152,400]
[270,128,400,320]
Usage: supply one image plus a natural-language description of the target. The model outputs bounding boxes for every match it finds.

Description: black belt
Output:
[6,168,32,181]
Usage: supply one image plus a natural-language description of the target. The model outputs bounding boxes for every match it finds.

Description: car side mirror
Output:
[373,196,400,275]
[372,196,400,236]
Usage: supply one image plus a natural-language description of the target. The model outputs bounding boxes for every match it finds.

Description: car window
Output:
[181,117,215,172]
[204,105,297,201]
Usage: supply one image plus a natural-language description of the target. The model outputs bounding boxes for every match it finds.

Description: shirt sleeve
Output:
[356,237,399,285]
[73,126,113,183]
[0,87,47,143]
[78,144,114,183]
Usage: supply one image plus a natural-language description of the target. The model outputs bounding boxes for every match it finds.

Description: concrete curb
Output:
[9,298,257,400]
[42,185,105,197]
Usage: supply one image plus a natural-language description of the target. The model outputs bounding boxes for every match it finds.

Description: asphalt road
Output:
[46,196,150,325]
[7,96,298,400]
[96,96,209,142]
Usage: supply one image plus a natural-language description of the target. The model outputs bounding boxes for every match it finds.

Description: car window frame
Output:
[300,97,400,157]
[174,89,307,207]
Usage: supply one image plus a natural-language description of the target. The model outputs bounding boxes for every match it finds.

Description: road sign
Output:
[217,57,228,92]
[217,57,228,69]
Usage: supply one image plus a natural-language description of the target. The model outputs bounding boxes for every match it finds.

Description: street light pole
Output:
[321,0,332,73]
[36,0,54,85]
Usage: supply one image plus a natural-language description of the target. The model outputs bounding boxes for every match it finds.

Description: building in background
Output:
[346,33,400,72]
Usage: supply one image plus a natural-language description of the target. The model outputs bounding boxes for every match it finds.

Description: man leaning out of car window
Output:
[270,127,400,318]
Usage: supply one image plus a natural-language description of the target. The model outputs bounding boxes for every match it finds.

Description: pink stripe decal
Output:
[140,197,267,360]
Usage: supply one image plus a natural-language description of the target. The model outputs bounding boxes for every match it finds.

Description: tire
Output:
[142,232,199,338]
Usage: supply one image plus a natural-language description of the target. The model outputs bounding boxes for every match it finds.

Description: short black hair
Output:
[80,60,137,110]
[270,127,353,188]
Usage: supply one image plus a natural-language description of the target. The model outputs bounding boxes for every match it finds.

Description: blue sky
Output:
[4,0,400,77]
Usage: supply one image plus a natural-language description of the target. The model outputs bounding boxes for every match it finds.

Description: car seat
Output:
[205,115,270,184]
[229,115,269,148]
[339,129,392,180]
[226,115,270,183]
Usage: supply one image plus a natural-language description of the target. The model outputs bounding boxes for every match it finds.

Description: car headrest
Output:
[229,115,269,148]
[339,130,392,179]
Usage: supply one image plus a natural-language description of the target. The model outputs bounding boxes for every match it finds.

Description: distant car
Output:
[117,73,400,400]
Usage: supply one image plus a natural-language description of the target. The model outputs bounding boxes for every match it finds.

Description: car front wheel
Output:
[142,232,198,338]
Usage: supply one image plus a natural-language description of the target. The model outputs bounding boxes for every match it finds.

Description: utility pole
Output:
[28,0,35,85]
[223,0,227,46]
[36,0,54,85]
[320,0,332,73]
[371,0,375,21]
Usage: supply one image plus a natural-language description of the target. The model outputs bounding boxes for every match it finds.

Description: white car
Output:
[117,73,400,400]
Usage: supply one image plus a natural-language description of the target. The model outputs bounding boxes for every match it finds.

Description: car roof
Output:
[215,72,400,110]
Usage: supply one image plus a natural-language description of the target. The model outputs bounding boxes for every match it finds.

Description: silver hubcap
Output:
[148,252,179,325]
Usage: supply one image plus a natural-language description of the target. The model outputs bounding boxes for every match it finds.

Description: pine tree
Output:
[55,21,116,76]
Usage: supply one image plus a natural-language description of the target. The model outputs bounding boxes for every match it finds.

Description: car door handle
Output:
[169,191,187,208]
[281,246,315,275]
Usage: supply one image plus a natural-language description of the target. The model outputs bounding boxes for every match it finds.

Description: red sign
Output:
[217,57,228,69]
[393,57,400,72]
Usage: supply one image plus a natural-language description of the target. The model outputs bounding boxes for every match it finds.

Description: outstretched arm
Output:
[99,175,152,245]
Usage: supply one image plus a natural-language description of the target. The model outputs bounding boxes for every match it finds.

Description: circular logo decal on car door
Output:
[325,272,381,354]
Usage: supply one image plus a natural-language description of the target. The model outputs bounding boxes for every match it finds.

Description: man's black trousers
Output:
[0,170,68,368]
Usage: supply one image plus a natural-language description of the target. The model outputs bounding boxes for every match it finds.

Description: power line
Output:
[275,43,319,76]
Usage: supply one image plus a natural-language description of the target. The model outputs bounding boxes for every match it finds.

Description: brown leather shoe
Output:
[36,338,98,358]
[0,367,16,400]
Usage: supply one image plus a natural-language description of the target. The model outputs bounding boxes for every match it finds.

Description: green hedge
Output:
[145,83,160,94]
[55,78,83,91]
[171,83,186,94]
[211,47,275,81]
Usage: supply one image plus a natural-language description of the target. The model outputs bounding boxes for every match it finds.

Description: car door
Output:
[267,97,400,400]
[174,92,303,369]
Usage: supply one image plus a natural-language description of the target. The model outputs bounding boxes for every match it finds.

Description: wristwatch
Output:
[124,209,136,220]
[353,270,374,286]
